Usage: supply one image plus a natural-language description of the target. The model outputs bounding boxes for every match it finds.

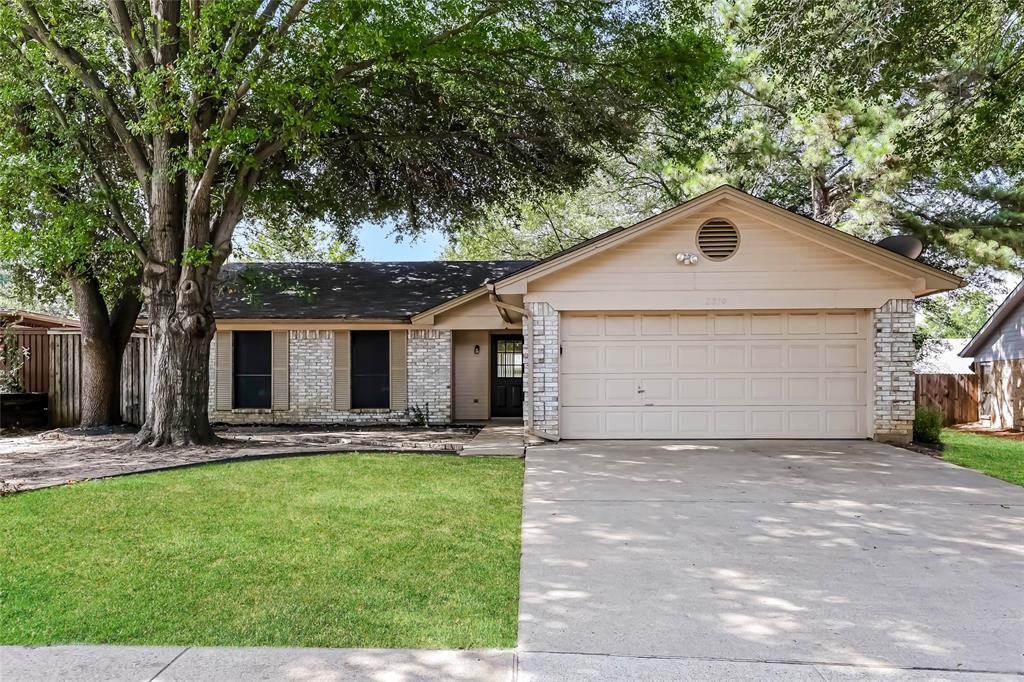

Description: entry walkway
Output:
[460,421,527,457]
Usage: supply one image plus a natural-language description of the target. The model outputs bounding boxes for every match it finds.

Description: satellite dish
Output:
[876,235,923,260]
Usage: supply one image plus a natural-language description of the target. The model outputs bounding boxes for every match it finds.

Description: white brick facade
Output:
[872,299,915,443]
[206,299,915,440]
[407,329,452,425]
[209,330,451,425]
[524,301,559,438]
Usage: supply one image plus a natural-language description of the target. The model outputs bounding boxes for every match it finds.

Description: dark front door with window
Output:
[491,335,524,418]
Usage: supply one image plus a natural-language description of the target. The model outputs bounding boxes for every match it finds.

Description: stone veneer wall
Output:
[208,329,452,425]
[524,301,559,438]
[872,299,915,443]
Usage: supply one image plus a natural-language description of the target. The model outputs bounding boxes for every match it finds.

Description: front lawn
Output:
[940,429,1024,487]
[0,454,523,648]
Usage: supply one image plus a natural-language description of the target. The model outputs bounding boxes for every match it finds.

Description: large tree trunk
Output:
[135,158,221,446]
[69,273,142,427]
[136,291,216,446]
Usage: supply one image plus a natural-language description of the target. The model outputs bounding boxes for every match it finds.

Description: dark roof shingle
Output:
[214,261,533,320]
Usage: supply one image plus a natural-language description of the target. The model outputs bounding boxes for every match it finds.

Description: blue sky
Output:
[355,223,447,261]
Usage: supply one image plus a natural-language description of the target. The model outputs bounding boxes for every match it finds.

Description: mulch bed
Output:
[0,424,480,493]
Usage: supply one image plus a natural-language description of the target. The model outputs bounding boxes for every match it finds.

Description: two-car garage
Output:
[559,311,870,439]
[481,187,962,443]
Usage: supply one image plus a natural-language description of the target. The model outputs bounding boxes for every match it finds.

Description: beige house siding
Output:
[435,294,522,330]
[525,207,914,312]
[453,330,490,420]
[508,196,940,442]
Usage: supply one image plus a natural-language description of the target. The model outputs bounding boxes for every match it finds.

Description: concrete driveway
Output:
[518,440,1024,680]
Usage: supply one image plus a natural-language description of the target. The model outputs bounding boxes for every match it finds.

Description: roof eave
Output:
[959,279,1024,357]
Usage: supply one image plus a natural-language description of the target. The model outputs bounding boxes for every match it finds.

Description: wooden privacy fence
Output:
[47,331,151,427]
[915,373,979,426]
[11,329,49,392]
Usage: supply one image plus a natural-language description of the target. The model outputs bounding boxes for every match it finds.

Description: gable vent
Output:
[696,218,740,261]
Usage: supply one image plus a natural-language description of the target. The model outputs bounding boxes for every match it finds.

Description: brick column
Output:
[408,329,452,424]
[873,299,915,443]
[524,302,559,438]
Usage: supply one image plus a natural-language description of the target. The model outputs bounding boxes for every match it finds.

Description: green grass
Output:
[940,429,1024,487]
[0,454,524,648]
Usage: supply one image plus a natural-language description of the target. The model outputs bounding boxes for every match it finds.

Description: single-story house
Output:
[960,280,1024,430]
[210,185,962,443]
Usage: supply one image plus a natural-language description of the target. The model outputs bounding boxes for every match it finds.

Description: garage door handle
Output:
[637,388,645,393]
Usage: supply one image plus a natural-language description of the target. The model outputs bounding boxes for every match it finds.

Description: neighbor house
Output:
[210,186,961,443]
[960,280,1024,430]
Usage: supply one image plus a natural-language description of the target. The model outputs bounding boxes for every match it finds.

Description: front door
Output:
[491,335,524,418]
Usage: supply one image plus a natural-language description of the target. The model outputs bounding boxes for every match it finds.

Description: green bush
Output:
[914,405,944,443]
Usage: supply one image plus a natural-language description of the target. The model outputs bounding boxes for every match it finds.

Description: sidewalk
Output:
[0,646,515,682]
[4,645,1018,681]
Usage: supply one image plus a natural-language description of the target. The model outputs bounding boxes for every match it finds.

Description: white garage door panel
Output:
[560,312,869,439]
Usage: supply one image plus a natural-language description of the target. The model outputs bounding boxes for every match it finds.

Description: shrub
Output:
[914,405,944,444]
[0,325,28,393]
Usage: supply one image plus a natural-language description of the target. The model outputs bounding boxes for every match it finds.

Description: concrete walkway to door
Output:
[517,440,1024,680]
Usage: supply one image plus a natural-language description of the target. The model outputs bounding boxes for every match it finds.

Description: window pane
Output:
[351,330,390,409]
[233,331,272,408]
[234,331,272,373]
[233,375,272,408]
[495,338,523,379]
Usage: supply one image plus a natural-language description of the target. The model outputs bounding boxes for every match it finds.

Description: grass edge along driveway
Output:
[0,453,523,649]
[941,429,1024,487]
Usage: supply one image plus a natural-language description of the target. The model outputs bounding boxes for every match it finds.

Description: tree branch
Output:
[189,0,309,210]
[4,33,149,264]
[105,0,154,70]
[17,0,153,199]
[109,270,144,352]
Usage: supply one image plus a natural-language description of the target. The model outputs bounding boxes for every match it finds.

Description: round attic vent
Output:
[696,218,740,261]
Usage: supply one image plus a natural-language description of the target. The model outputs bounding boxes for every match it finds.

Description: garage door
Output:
[560,311,869,439]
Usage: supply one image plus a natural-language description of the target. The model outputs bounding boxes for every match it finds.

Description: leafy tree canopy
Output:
[0,0,723,443]
[447,0,1024,285]
[919,289,998,340]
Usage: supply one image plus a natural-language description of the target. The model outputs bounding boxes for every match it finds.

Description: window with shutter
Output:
[351,330,390,409]
[233,331,272,409]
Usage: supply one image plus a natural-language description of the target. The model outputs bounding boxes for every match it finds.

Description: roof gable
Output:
[491,186,961,297]
[961,279,1024,358]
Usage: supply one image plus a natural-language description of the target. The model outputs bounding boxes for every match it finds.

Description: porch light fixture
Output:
[474,344,481,355]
